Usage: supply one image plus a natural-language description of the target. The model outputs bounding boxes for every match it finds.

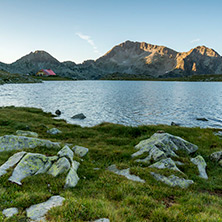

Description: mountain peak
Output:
[189,45,220,57]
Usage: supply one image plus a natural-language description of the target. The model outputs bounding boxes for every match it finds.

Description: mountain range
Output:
[1,40,222,79]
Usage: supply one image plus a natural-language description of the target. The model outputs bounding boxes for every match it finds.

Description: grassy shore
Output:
[0,107,222,221]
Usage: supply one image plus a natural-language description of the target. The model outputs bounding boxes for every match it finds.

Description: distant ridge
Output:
[0,41,222,79]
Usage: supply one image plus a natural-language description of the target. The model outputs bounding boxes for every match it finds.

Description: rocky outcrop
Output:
[2,207,18,218]
[26,195,65,221]
[72,145,89,157]
[16,130,38,138]
[0,135,60,152]
[132,132,198,163]
[107,164,145,183]
[150,172,194,188]
[191,155,208,179]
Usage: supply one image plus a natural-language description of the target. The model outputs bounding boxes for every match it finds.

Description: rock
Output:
[35,156,58,175]
[196,118,208,121]
[26,195,65,221]
[107,164,145,183]
[174,161,184,166]
[58,145,74,162]
[0,151,26,177]
[219,160,222,167]
[55,110,61,116]
[150,172,194,188]
[132,133,198,163]
[71,113,86,119]
[47,128,62,135]
[171,122,180,126]
[191,155,208,179]
[149,158,182,172]
[47,157,71,177]
[8,153,49,185]
[94,219,110,222]
[213,131,222,137]
[2,207,18,218]
[64,161,80,188]
[16,130,38,138]
[72,145,89,157]
[210,151,222,162]
[0,135,60,152]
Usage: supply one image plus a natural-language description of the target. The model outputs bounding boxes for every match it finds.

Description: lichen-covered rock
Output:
[2,207,18,218]
[133,133,198,162]
[58,145,73,162]
[0,135,60,152]
[47,128,62,135]
[0,151,26,177]
[64,161,80,188]
[191,155,208,179]
[150,172,194,188]
[149,158,182,172]
[108,164,145,183]
[16,130,38,138]
[73,145,89,157]
[26,195,65,221]
[210,151,222,162]
[35,156,58,175]
[8,153,49,185]
[94,219,110,222]
[47,157,71,177]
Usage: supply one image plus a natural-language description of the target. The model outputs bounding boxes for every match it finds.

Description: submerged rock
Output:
[71,113,86,119]
[108,164,145,183]
[16,130,38,138]
[196,118,208,121]
[132,133,198,163]
[191,155,208,179]
[72,145,89,157]
[171,122,180,126]
[0,151,26,177]
[47,128,62,135]
[26,195,65,221]
[2,207,18,218]
[0,135,60,152]
[150,172,194,188]
[65,161,80,188]
[149,158,182,172]
[55,110,61,116]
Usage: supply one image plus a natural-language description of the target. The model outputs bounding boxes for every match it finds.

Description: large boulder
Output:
[26,195,65,221]
[108,164,145,183]
[191,155,208,179]
[0,135,60,152]
[150,172,194,188]
[132,133,198,163]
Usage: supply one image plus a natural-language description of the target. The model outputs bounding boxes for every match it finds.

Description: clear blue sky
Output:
[0,0,221,64]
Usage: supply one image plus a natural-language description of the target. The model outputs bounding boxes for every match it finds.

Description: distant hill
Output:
[0,41,222,79]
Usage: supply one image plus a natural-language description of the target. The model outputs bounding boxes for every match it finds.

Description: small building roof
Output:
[40,69,56,75]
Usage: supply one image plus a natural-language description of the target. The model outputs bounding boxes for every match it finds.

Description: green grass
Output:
[0,107,222,221]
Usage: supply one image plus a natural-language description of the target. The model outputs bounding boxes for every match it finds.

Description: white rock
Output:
[191,155,208,179]
[47,128,62,135]
[94,219,110,222]
[64,161,80,188]
[26,195,65,221]
[2,207,18,218]
[58,145,74,162]
[108,164,145,183]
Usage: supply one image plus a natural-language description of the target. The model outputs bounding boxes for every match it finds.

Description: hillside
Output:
[0,41,222,79]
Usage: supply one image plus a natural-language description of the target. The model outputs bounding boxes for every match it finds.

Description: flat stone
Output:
[210,151,222,162]
[191,155,208,179]
[0,151,26,177]
[149,158,182,172]
[72,145,89,157]
[150,172,194,188]
[16,130,38,138]
[47,128,62,135]
[26,195,65,221]
[2,207,18,218]
[47,157,71,177]
[58,145,74,162]
[8,153,49,185]
[108,164,145,183]
[94,219,110,222]
[64,161,80,188]
[0,135,60,152]
[133,133,198,163]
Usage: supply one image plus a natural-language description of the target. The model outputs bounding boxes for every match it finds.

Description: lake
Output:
[0,80,222,128]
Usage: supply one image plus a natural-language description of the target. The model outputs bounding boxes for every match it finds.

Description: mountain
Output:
[0,41,222,79]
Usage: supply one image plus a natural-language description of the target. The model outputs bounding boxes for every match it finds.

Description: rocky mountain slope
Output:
[0,41,222,79]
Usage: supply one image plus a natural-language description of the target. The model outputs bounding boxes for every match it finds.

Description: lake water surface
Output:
[0,80,222,128]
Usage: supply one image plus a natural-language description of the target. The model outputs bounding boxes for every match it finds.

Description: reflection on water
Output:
[0,80,222,128]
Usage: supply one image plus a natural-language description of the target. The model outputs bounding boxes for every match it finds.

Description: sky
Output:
[0,0,222,64]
